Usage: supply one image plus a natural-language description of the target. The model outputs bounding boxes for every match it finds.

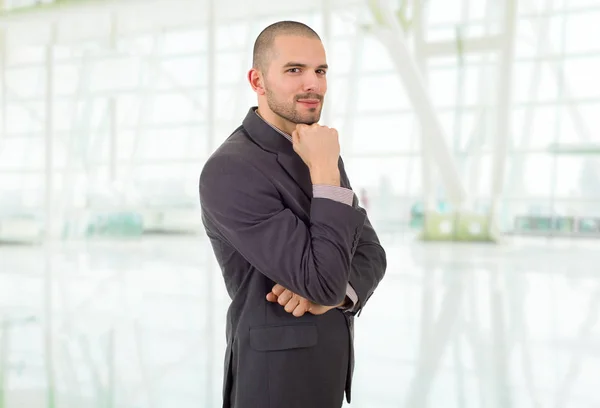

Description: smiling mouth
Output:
[297,99,320,106]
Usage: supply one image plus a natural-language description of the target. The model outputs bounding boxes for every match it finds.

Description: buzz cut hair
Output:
[252,21,322,73]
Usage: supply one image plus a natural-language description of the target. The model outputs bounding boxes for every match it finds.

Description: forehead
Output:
[270,35,326,65]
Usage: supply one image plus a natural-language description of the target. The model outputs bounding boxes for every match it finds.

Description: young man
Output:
[199,21,386,408]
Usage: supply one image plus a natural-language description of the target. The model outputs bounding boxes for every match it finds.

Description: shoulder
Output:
[199,128,276,198]
[202,127,259,178]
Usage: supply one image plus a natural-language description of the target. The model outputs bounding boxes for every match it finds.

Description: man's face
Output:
[262,35,328,125]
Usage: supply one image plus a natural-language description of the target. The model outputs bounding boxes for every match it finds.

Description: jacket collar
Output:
[242,106,313,199]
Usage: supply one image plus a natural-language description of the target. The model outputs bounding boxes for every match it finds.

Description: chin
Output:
[296,113,321,125]
[297,118,319,125]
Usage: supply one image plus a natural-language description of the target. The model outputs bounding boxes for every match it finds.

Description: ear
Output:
[248,68,266,95]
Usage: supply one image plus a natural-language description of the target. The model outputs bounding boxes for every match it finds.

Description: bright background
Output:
[0,0,599,407]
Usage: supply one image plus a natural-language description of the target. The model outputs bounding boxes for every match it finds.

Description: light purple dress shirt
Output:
[255,111,358,311]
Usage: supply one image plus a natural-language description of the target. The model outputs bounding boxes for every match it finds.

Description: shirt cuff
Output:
[338,283,358,312]
[312,185,354,206]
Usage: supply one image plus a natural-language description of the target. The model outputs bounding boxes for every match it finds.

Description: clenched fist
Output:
[292,124,341,186]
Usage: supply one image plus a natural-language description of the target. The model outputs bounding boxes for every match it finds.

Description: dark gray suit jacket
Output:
[199,107,387,408]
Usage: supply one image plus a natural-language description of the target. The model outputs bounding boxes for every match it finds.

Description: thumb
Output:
[292,129,300,144]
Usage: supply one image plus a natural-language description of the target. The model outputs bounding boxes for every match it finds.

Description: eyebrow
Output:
[282,62,329,70]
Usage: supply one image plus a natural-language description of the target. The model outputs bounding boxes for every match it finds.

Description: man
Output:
[199,21,386,408]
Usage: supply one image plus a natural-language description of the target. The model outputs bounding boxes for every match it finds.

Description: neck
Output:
[256,106,296,136]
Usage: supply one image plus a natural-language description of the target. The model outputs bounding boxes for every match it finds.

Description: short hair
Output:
[252,21,321,73]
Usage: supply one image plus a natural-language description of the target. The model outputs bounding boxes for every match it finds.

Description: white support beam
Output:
[108,12,118,184]
[412,0,435,212]
[507,0,554,200]
[339,16,364,155]
[522,0,600,185]
[0,27,5,144]
[108,99,117,183]
[423,35,504,57]
[44,25,56,241]
[369,0,468,208]
[489,0,517,222]
[43,22,57,408]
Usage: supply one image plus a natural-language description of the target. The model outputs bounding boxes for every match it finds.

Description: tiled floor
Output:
[1,233,599,407]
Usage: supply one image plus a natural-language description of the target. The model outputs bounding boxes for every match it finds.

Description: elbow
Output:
[378,247,388,279]
[318,290,347,307]
[308,273,348,307]
[302,246,353,306]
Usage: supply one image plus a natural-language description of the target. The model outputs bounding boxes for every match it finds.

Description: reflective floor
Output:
[1,233,599,407]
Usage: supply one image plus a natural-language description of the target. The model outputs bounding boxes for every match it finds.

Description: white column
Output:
[412,0,436,212]
[44,26,56,240]
[0,27,5,144]
[109,13,118,183]
[489,0,517,221]
[44,22,57,408]
[109,98,117,183]
[371,0,467,207]
[339,17,364,155]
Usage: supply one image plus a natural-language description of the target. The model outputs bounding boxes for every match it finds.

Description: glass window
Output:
[5,66,45,99]
[162,28,208,55]
[563,57,600,99]
[505,153,554,197]
[89,56,141,92]
[154,56,207,90]
[565,10,600,54]
[348,113,418,154]
[356,73,411,112]
[511,106,561,149]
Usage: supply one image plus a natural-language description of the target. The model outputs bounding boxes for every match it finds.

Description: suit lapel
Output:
[242,107,313,200]
[276,153,313,200]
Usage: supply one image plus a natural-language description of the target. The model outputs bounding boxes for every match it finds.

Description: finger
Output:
[277,289,294,306]
[293,298,311,317]
[308,303,322,315]
[266,292,278,302]
[292,302,308,317]
[271,284,286,296]
[284,297,300,313]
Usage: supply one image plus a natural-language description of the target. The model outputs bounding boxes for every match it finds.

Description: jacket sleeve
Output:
[199,154,366,307]
[339,159,387,316]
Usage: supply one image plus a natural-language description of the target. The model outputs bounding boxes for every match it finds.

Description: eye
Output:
[287,68,301,73]
[316,69,327,75]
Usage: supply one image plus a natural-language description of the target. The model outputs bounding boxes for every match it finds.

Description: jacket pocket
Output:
[249,324,318,352]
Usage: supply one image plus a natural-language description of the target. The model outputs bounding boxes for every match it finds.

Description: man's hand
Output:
[292,124,341,186]
[266,284,346,317]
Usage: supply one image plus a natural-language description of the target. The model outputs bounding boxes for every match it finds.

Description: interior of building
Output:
[0,0,599,407]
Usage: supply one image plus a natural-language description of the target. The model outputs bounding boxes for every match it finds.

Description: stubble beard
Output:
[265,87,323,126]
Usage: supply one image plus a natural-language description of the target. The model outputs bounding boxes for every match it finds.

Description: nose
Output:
[303,71,321,93]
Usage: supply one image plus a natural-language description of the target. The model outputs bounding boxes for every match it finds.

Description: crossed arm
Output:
[267,204,386,317]
[200,154,386,314]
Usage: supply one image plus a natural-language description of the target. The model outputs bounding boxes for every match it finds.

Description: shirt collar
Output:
[254,110,293,143]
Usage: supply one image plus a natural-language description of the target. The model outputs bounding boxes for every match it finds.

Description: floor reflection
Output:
[0,234,599,407]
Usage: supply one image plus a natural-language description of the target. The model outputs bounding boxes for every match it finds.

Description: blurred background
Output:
[0,0,599,407]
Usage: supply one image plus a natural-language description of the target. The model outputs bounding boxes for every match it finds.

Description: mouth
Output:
[297,99,321,108]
